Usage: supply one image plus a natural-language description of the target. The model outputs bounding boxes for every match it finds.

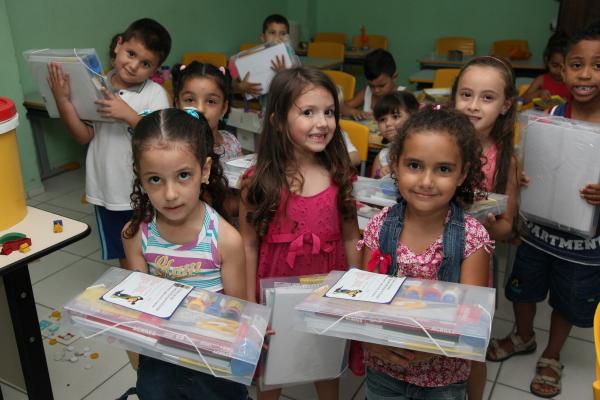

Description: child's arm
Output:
[342,214,362,267]
[218,219,247,299]
[239,184,260,302]
[482,155,519,241]
[47,62,94,144]
[520,75,549,104]
[342,89,371,120]
[95,88,142,128]
[459,247,490,287]
[121,222,149,273]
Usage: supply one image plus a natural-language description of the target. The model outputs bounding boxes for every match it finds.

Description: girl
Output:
[521,32,571,104]
[451,56,520,400]
[359,107,492,400]
[171,61,243,163]
[371,91,419,178]
[239,66,361,400]
[122,109,247,400]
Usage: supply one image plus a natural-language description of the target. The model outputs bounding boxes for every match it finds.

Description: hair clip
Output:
[180,64,187,71]
[183,107,200,119]
[218,66,226,76]
[432,104,443,110]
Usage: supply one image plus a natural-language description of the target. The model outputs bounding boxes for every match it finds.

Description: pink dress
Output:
[358,207,493,388]
[481,143,498,192]
[255,182,348,300]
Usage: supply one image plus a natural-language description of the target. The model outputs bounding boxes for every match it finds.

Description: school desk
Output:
[417,54,545,78]
[299,55,343,70]
[296,47,374,65]
[0,207,90,400]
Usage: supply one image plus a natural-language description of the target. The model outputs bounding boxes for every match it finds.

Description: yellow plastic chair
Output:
[325,70,356,101]
[182,52,227,68]
[491,40,530,59]
[433,68,460,88]
[340,119,369,176]
[351,34,388,50]
[239,43,258,52]
[593,303,600,399]
[307,42,345,61]
[518,83,530,96]
[435,37,476,56]
[314,32,347,45]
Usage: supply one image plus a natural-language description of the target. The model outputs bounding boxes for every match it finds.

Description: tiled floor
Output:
[0,168,595,399]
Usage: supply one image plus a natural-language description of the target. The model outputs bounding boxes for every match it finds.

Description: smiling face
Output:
[453,65,511,137]
[286,85,336,159]
[176,77,228,135]
[562,39,600,104]
[393,130,466,215]
[112,37,160,88]
[139,142,211,225]
[377,108,410,142]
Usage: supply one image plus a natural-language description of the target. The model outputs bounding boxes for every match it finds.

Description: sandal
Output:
[530,357,563,398]
[486,332,537,362]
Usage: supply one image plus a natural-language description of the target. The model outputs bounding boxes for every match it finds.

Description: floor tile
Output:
[36,203,88,221]
[280,370,363,400]
[81,364,138,400]
[0,383,28,400]
[28,250,82,284]
[88,251,121,267]
[483,380,494,400]
[61,215,99,258]
[46,189,93,215]
[33,258,109,309]
[352,379,365,400]
[490,383,543,399]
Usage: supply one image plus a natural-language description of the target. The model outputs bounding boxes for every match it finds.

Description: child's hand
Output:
[270,55,287,72]
[47,62,71,105]
[238,73,262,96]
[95,88,136,123]
[519,172,530,188]
[261,326,276,351]
[580,183,600,205]
[362,342,414,368]
[379,165,391,178]
[539,89,552,101]
[350,109,372,121]
[482,213,497,231]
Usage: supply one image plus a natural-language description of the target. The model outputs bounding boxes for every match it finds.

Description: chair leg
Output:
[360,161,366,176]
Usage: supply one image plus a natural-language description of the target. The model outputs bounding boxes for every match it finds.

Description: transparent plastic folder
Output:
[63,267,270,385]
[295,270,495,362]
[24,48,109,121]
[520,114,600,238]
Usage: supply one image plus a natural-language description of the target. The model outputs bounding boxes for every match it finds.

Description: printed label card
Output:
[102,272,193,318]
[325,268,405,304]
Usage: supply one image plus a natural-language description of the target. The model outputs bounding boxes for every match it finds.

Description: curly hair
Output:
[389,106,485,206]
[450,56,517,194]
[123,109,229,239]
[243,66,356,237]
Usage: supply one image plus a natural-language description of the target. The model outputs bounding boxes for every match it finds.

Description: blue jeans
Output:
[366,369,466,400]
[136,355,249,400]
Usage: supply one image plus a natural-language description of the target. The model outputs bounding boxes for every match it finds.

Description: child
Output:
[122,109,247,400]
[342,49,403,120]
[358,107,492,400]
[239,66,361,400]
[371,91,419,178]
[47,18,171,267]
[171,61,242,163]
[451,55,520,400]
[521,32,571,104]
[232,14,290,96]
[487,21,600,398]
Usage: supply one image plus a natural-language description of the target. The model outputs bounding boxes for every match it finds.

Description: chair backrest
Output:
[433,68,461,88]
[324,70,356,101]
[517,83,530,96]
[182,52,227,68]
[491,39,529,58]
[239,43,258,52]
[307,42,345,61]
[435,37,476,56]
[314,32,347,45]
[340,119,369,175]
[594,303,600,399]
[351,34,388,50]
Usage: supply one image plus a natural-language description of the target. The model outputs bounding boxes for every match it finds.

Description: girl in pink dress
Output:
[239,66,361,400]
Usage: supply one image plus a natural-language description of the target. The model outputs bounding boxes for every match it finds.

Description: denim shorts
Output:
[505,242,600,327]
[94,206,132,260]
[136,355,250,400]
[365,368,466,400]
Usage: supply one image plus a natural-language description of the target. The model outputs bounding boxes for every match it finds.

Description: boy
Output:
[232,13,289,96]
[486,21,600,398]
[48,18,171,268]
[342,49,402,120]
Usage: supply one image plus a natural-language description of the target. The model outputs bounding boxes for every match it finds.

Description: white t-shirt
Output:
[362,85,407,112]
[378,146,390,167]
[86,75,169,210]
[342,130,357,153]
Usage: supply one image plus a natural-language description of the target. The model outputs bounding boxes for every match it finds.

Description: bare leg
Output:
[467,361,486,400]
[314,378,339,400]
[488,302,536,359]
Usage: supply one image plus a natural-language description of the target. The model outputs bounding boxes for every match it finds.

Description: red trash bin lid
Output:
[0,97,17,122]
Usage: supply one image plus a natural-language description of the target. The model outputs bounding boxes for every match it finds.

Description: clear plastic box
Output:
[294,270,495,362]
[223,154,255,189]
[63,267,270,385]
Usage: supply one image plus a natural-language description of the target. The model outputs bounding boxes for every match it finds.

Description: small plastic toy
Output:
[0,236,32,255]
[53,219,63,233]
[19,242,31,253]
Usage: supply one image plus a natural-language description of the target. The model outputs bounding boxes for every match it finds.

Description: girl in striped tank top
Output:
[122,109,249,400]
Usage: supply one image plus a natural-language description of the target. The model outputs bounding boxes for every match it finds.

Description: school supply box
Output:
[520,114,600,238]
[295,269,495,362]
[63,267,270,385]
[260,275,348,388]
[23,48,108,121]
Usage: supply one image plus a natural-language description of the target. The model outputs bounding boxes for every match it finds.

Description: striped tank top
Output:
[141,203,223,292]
